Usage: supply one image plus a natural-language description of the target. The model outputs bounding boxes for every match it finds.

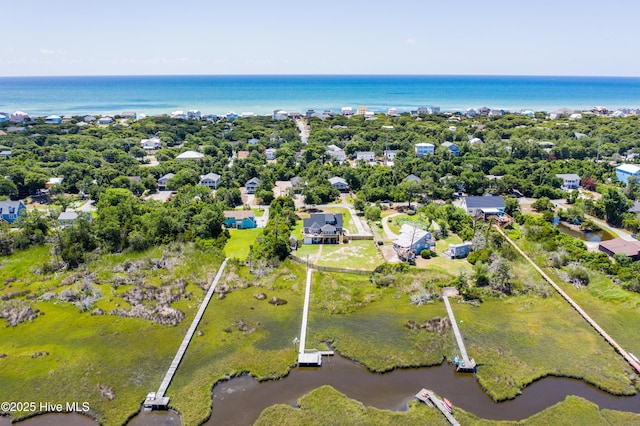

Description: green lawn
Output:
[224,228,264,261]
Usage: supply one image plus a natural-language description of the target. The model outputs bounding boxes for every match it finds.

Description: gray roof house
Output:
[158,173,175,189]
[328,176,348,192]
[199,173,221,189]
[245,177,262,194]
[461,196,505,216]
[302,213,344,244]
[404,174,422,183]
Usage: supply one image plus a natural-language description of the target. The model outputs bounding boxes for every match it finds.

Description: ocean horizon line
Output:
[2,73,640,79]
[1,74,639,117]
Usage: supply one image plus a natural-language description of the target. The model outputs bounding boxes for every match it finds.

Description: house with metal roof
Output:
[176,150,204,160]
[461,196,505,216]
[393,224,434,254]
[616,164,640,184]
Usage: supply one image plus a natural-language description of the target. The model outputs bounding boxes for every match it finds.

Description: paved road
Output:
[296,118,309,143]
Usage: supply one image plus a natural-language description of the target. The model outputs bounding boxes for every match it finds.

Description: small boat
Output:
[630,353,640,363]
[443,398,453,412]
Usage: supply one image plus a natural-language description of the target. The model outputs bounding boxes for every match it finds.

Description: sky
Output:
[2,0,639,77]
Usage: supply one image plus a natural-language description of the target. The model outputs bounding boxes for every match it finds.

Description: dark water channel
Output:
[556,222,614,242]
[207,353,640,425]
[11,353,640,426]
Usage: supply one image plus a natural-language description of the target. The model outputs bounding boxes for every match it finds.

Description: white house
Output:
[329,176,349,192]
[355,151,376,162]
[247,138,259,145]
[556,173,580,191]
[273,110,288,120]
[98,116,113,125]
[404,174,422,183]
[465,108,477,118]
[140,136,161,150]
[188,110,201,120]
[393,224,435,254]
[387,107,398,116]
[199,173,221,189]
[469,137,484,145]
[158,173,175,189]
[415,142,435,157]
[45,115,62,124]
[171,111,187,119]
[616,164,640,184]
[384,150,397,160]
[265,148,277,161]
[341,107,353,116]
[176,150,205,160]
[326,145,346,163]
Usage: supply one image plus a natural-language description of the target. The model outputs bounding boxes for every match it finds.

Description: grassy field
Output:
[256,386,640,426]
[3,238,639,425]
[164,260,307,425]
[516,240,640,358]
[224,228,263,261]
[295,239,383,271]
[0,244,224,425]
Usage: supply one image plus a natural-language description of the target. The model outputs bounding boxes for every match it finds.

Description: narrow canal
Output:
[13,352,640,426]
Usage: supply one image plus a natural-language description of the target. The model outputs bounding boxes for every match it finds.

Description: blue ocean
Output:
[0,75,639,117]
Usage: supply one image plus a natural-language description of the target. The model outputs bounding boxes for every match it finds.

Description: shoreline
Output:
[1,74,639,118]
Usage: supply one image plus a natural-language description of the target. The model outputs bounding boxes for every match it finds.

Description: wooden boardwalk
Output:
[298,267,321,365]
[155,258,229,402]
[415,388,460,426]
[495,226,640,375]
[443,296,476,372]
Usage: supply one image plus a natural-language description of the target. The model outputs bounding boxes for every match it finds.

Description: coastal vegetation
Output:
[256,386,640,426]
[2,110,640,425]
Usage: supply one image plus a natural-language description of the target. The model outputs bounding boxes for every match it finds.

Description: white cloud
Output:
[405,38,417,45]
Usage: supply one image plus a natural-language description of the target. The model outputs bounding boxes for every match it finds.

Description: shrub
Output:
[420,249,431,259]
[467,249,490,265]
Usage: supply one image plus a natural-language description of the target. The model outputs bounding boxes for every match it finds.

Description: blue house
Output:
[0,200,26,223]
[444,242,472,259]
[616,164,640,184]
[224,210,257,229]
[441,141,460,156]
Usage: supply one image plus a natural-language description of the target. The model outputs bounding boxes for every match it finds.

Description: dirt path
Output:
[495,225,640,374]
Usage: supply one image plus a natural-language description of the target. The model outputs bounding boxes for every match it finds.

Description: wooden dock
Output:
[415,388,460,426]
[298,268,322,365]
[151,258,229,407]
[443,296,476,372]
